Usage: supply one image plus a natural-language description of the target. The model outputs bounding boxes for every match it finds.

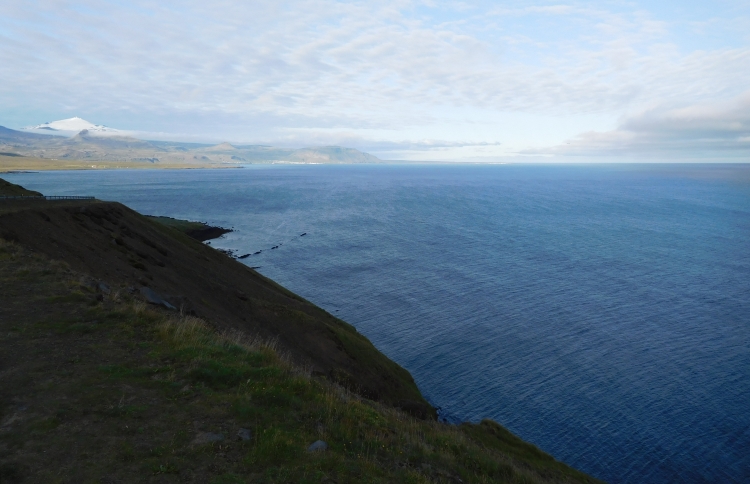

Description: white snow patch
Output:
[23,117,123,136]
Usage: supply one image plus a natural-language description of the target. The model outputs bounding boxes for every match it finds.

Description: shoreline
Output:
[0,176,601,482]
[145,215,233,242]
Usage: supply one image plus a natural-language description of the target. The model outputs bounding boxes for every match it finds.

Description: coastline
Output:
[0,177,601,482]
[145,215,233,242]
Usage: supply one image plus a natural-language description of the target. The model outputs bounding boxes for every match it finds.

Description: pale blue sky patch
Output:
[1,0,749,161]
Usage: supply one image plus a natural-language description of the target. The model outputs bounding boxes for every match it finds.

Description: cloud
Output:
[523,92,750,158]
[230,129,502,154]
[0,1,749,158]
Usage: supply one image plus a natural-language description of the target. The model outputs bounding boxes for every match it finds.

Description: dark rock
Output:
[237,428,252,441]
[191,432,225,446]
[216,248,236,258]
[139,286,161,304]
[98,282,111,294]
[307,440,327,452]
[139,286,176,310]
[80,276,98,291]
[238,253,250,259]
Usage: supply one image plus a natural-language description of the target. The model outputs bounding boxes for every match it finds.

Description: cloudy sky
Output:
[1,1,749,161]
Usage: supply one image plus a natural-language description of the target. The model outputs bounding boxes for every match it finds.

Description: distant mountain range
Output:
[1,118,381,165]
[23,117,122,135]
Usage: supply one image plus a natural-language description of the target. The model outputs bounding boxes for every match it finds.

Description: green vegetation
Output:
[0,237,599,483]
[0,178,42,196]
[0,193,429,407]
[145,215,209,234]
[146,214,232,242]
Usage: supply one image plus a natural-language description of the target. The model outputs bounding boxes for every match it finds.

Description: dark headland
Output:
[0,177,601,483]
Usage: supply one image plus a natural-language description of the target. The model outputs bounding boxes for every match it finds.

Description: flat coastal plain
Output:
[0,154,236,172]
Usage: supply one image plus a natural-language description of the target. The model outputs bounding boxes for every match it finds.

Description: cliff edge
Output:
[0,179,601,483]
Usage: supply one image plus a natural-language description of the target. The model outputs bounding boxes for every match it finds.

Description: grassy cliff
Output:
[144,215,232,242]
[0,179,601,483]
[0,197,428,412]
[0,178,42,196]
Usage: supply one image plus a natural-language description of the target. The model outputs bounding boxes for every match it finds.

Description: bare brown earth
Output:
[0,197,430,414]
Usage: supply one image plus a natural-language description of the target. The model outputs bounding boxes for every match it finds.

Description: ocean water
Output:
[6,164,749,483]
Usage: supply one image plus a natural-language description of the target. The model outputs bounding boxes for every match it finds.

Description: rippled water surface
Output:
[7,164,750,483]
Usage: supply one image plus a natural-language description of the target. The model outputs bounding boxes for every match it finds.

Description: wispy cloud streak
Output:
[524,92,750,158]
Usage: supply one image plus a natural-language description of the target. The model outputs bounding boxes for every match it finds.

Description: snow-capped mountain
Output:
[23,117,122,136]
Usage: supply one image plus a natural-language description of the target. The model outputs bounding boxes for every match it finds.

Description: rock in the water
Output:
[237,428,252,441]
[139,286,176,310]
[307,440,327,452]
[191,432,225,446]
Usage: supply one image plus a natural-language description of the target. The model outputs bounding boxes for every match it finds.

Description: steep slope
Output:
[0,236,601,483]
[0,178,43,196]
[0,195,430,414]
[0,125,65,143]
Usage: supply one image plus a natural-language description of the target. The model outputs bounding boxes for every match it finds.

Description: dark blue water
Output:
[6,164,750,483]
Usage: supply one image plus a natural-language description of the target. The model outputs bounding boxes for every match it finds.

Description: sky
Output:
[1,1,749,162]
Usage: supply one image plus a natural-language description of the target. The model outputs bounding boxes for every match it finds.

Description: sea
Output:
[6,164,749,483]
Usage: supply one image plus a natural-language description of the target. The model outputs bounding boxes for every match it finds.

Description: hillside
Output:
[0,180,601,483]
[0,198,427,411]
[287,147,381,164]
[0,125,381,166]
[0,178,42,196]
